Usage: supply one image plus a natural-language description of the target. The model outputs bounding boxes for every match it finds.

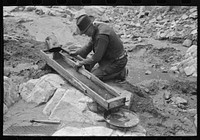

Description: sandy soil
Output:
[3,7,197,136]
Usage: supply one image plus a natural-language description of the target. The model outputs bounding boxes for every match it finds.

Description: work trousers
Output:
[84,56,128,81]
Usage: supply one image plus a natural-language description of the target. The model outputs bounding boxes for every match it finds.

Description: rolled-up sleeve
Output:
[82,35,109,65]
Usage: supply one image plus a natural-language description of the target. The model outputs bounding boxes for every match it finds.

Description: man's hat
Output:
[76,14,92,34]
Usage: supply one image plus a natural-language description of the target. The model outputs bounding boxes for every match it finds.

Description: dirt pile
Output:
[136,79,197,136]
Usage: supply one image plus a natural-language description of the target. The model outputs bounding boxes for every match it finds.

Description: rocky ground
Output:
[3,6,197,136]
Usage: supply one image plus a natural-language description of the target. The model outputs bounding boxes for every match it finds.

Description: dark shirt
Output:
[77,23,125,66]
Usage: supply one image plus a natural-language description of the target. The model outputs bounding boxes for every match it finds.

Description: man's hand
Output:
[74,61,84,71]
[69,51,78,56]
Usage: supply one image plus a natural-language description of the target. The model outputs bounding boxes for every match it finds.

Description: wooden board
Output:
[40,50,126,110]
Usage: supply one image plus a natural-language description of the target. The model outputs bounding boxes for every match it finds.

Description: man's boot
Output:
[117,67,129,82]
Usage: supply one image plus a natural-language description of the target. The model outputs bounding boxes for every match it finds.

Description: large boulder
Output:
[19,74,66,105]
[49,88,103,125]
[4,76,20,108]
[186,45,197,58]
[43,88,66,116]
[52,125,146,136]
[184,65,196,76]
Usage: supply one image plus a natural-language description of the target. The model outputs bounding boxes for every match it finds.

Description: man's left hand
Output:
[74,61,84,71]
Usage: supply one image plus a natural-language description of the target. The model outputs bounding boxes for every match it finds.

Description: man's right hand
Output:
[69,51,78,56]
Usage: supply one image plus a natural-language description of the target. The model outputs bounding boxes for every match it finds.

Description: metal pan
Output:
[98,108,140,129]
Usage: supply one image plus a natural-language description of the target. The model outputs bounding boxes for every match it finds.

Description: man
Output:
[71,14,128,82]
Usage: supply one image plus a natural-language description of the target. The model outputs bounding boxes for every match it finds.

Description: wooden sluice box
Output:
[40,50,126,110]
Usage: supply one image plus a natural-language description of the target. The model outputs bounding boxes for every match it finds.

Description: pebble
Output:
[187,109,197,115]
[192,72,197,77]
[191,29,197,35]
[182,39,192,47]
[170,66,178,72]
[181,14,188,20]
[184,65,196,76]
[138,37,142,42]
[164,91,171,100]
[157,15,162,20]
[174,97,187,105]
[145,70,152,75]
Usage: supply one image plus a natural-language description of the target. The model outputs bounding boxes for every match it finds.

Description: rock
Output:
[12,63,38,73]
[138,37,142,42]
[172,97,187,105]
[194,114,197,128]
[84,6,107,17]
[183,58,197,68]
[35,6,51,15]
[138,12,145,18]
[24,6,36,11]
[53,125,146,136]
[187,109,197,115]
[49,89,103,124]
[170,66,178,72]
[20,79,56,105]
[19,74,66,105]
[191,29,197,35]
[4,104,8,114]
[52,127,84,136]
[157,15,162,20]
[189,7,197,13]
[53,126,113,136]
[3,11,14,17]
[184,65,196,76]
[101,14,109,22]
[145,70,152,75]
[38,74,66,88]
[186,45,197,54]
[181,14,188,20]
[4,67,11,76]
[43,88,66,116]
[164,91,171,100]
[182,39,192,47]
[3,6,18,12]
[112,129,145,136]
[149,18,156,23]
[192,72,197,77]
[189,12,197,19]
[20,42,34,48]
[160,32,167,39]
[4,76,20,108]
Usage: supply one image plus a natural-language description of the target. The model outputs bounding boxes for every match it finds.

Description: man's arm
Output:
[76,39,93,58]
[81,35,109,65]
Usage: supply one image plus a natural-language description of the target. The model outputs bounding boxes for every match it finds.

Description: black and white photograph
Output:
[3,5,197,136]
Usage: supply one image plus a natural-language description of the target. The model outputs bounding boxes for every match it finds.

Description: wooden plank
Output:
[40,50,109,109]
[108,98,125,109]
[61,52,121,97]
[107,96,126,109]
[106,96,126,103]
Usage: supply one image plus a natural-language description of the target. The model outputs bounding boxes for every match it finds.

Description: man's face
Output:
[84,25,93,37]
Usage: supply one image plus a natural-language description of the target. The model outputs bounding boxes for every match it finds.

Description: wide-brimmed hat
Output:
[76,14,92,34]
